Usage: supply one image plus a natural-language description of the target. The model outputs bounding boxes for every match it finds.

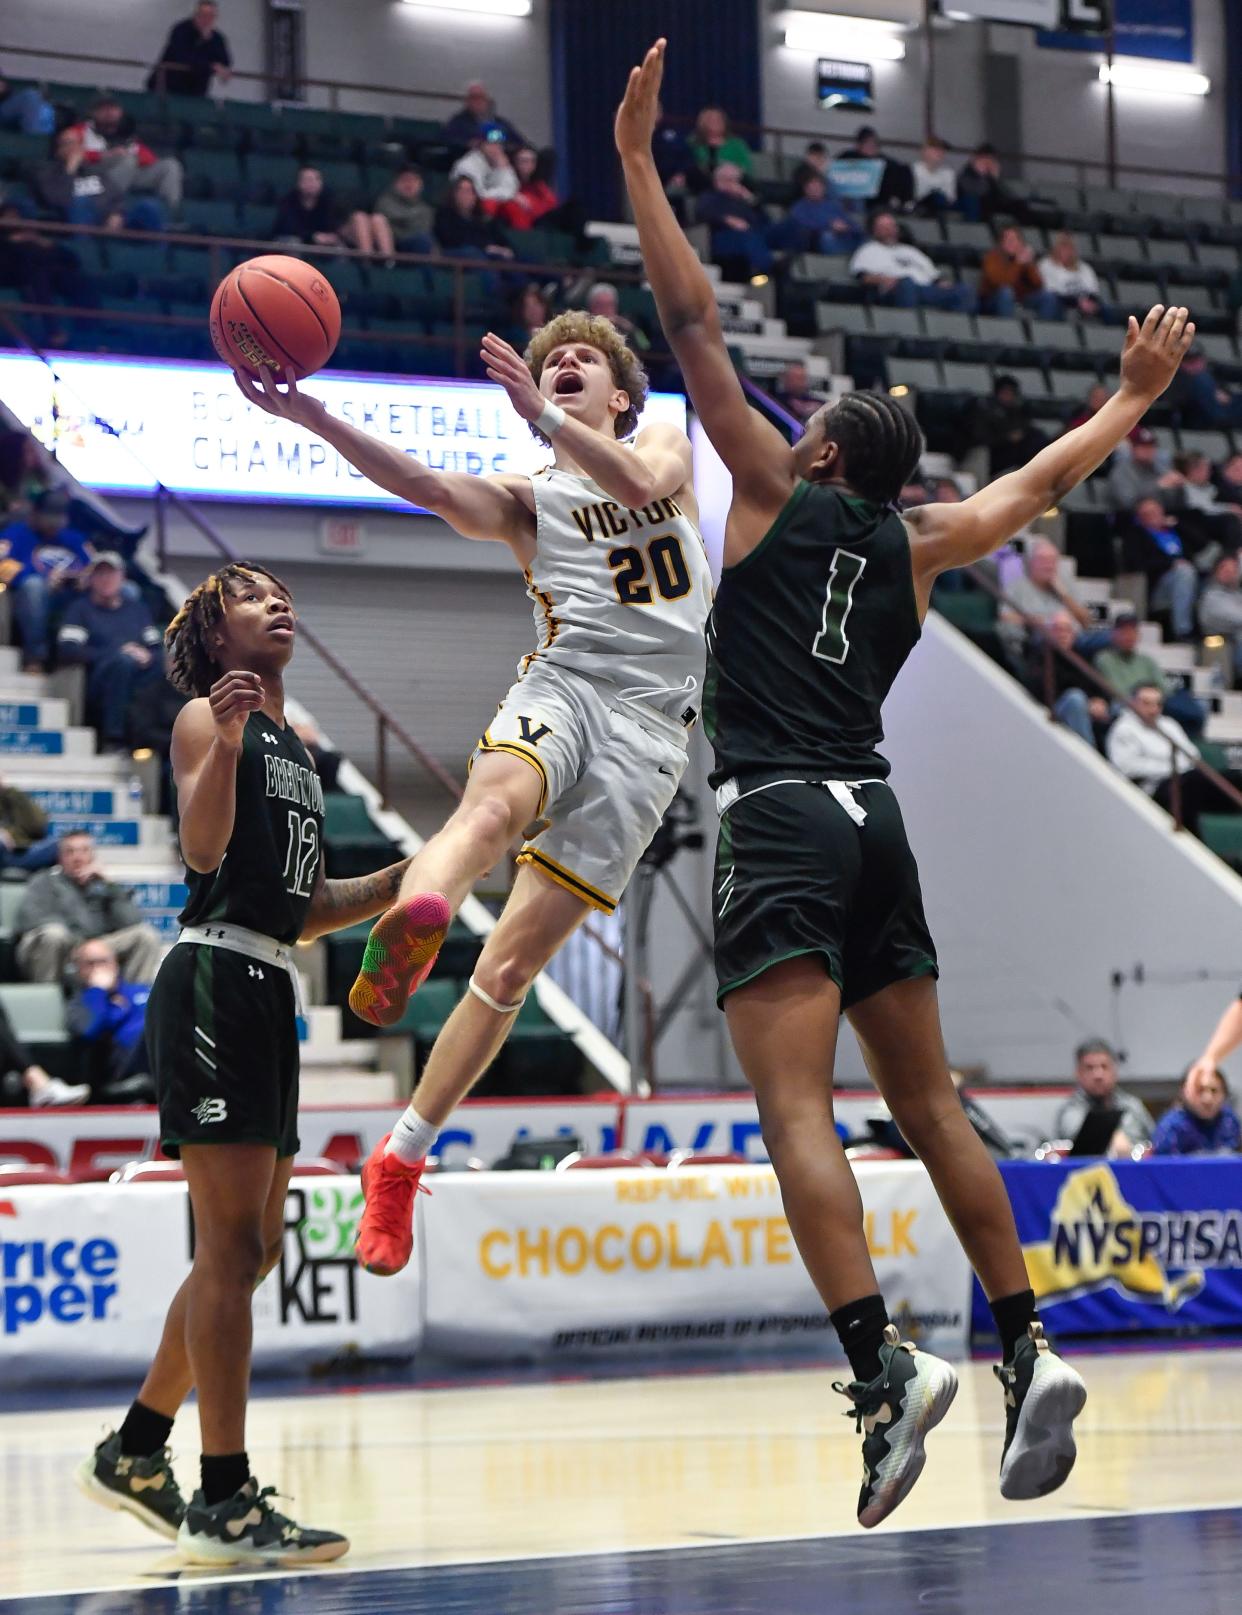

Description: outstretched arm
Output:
[235,368,529,544]
[1188,998,1242,1088]
[300,856,414,941]
[615,40,794,516]
[907,305,1194,599]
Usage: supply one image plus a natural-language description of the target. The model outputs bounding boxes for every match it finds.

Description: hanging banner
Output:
[1038,0,1192,63]
[972,1159,1242,1339]
[422,1162,971,1360]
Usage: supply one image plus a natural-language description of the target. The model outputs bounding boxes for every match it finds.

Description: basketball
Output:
[209,254,341,381]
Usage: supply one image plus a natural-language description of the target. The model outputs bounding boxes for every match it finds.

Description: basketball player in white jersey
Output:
[238,312,710,1272]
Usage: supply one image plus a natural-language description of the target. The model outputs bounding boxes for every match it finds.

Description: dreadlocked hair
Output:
[524,311,649,445]
[824,390,925,507]
[164,563,292,697]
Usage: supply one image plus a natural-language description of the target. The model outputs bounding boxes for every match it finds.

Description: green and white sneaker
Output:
[995,1321,1087,1500]
[75,1430,187,1541]
[834,1324,959,1529]
[176,1477,350,1566]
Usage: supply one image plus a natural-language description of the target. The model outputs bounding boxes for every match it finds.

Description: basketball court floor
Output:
[2,1345,1239,1612]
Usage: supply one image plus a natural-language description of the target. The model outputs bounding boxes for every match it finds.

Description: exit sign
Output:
[318,518,367,557]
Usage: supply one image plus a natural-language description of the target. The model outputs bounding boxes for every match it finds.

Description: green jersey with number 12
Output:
[702,480,921,787]
[178,712,324,944]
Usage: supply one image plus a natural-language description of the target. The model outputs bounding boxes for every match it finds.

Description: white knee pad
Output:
[468,974,527,1016]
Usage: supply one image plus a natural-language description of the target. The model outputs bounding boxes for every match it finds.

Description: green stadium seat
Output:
[182,198,241,235]
[183,149,245,196]
[1200,814,1242,873]
[245,153,301,201]
[941,361,991,393]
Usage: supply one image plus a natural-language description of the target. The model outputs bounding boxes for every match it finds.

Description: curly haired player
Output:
[78,563,416,1565]
[239,312,711,1277]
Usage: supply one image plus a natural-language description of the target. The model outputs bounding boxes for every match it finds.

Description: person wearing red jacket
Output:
[69,96,184,223]
[488,146,558,232]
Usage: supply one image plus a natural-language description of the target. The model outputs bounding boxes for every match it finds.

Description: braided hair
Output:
[821,391,925,507]
[165,563,292,697]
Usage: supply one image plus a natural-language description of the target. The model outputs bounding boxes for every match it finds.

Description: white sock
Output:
[385,1107,438,1164]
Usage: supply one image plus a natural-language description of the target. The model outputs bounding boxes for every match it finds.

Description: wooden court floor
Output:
[2,1346,1240,1610]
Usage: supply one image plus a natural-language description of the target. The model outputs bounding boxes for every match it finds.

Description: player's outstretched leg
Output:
[725,957,957,1528]
[357,866,588,1275]
[348,756,544,1028]
[847,976,1087,1501]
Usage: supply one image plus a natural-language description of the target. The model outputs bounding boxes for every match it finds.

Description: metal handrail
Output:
[956,563,1242,832]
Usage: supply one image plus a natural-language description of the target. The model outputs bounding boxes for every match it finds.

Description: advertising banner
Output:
[1038,0,1192,63]
[0,1177,420,1385]
[972,1159,1242,1338]
[0,351,687,510]
[422,1162,970,1360]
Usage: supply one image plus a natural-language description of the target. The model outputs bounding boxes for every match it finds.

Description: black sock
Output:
[118,1399,174,1458]
[201,1452,250,1506]
[990,1288,1038,1361]
[829,1293,890,1384]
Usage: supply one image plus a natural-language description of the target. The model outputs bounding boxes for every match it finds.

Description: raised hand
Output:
[208,669,265,752]
[481,332,546,423]
[615,38,666,160]
[1119,305,1195,403]
[234,365,327,430]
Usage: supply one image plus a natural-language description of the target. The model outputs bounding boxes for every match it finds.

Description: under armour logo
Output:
[192,1097,227,1125]
[248,964,265,980]
[205,927,226,940]
[261,731,278,744]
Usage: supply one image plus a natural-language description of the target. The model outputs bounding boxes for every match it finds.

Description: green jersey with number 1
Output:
[702,480,920,787]
[178,713,324,944]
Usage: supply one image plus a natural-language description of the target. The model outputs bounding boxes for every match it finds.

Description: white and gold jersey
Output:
[520,465,712,723]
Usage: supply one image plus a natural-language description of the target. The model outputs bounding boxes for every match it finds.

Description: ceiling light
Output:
[400,0,532,17]
[780,9,907,59]
[1098,60,1209,97]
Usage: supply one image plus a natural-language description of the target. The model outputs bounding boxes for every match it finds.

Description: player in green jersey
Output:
[618,40,1193,1529]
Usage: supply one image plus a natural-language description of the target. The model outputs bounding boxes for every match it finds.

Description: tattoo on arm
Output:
[321,860,410,914]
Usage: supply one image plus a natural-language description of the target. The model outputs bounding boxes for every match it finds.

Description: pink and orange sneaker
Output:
[356,1134,430,1276]
[348,893,450,1028]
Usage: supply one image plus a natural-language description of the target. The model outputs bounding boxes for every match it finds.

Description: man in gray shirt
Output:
[1198,552,1242,680]
[1106,426,1184,511]
[1054,1037,1155,1155]
[999,536,1091,664]
[15,829,160,984]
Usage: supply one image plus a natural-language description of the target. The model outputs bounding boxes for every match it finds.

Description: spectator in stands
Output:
[1166,345,1242,429]
[837,126,913,211]
[1173,450,1242,556]
[998,536,1090,664]
[0,991,88,1108]
[70,98,185,227]
[696,163,772,281]
[771,171,862,256]
[1107,426,1183,510]
[433,175,514,260]
[451,131,520,205]
[0,429,54,525]
[126,647,188,817]
[1197,552,1242,681]
[1121,496,1198,641]
[150,1,232,96]
[68,938,152,1095]
[971,373,1048,478]
[790,140,830,197]
[374,166,433,255]
[688,106,753,185]
[55,552,163,751]
[772,360,825,427]
[272,166,379,256]
[1055,1038,1154,1154]
[585,282,649,353]
[1066,382,1113,443]
[33,128,162,233]
[508,282,550,349]
[0,202,89,336]
[291,719,342,793]
[1106,682,1205,831]
[956,143,1012,223]
[979,226,1059,320]
[850,211,974,312]
[912,136,955,212]
[15,829,161,986]
[441,81,524,149]
[652,101,694,194]
[490,146,558,232]
[0,774,57,873]
[1151,1066,1241,1156]
[1,488,93,671]
[1038,231,1105,319]
[0,72,54,135]
[1216,451,1242,507]
[1094,612,1205,735]
[1026,611,1108,747]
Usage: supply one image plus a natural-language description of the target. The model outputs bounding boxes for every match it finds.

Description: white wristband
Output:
[535,399,567,438]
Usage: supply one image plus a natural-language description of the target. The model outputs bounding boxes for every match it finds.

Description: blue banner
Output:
[973,1159,1242,1338]
[1038,0,1193,63]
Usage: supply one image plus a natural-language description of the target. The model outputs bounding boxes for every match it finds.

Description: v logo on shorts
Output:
[517,716,553,746]
[192,1097,227,1126]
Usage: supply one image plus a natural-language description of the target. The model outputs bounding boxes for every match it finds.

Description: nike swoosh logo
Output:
[225,1508,263,1537]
